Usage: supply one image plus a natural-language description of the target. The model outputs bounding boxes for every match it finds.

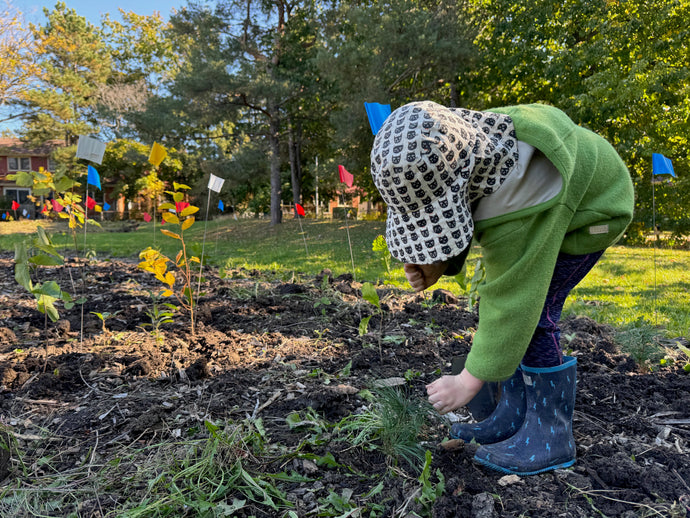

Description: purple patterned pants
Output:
[521,250,605,368]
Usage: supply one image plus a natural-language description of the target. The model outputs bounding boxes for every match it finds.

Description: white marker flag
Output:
[76,135,106,164]
[208,174,225,193]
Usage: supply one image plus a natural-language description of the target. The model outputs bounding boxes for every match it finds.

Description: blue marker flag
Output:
[652,153,675,177]
[218,200,224,211]
[1,213,5,220]
[103,202,111,211]
[364,102,392,135]
[87,165,101,189]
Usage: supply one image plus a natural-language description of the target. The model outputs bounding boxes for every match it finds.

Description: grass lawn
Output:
[1,215,688,343]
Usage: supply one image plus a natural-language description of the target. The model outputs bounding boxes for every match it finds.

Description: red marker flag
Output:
[11,200,20,211]
[52,199,64,212]
[338,165,354,188]
[42,204,48,213]
[143,212,152,222]
[295,203,305,216]
[175,201,190,214]
[86,196,97,210]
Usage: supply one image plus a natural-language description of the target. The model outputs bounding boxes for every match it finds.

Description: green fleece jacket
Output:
[463,103,635,381]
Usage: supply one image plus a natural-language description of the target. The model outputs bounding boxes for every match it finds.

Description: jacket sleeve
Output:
[464,207,574,381]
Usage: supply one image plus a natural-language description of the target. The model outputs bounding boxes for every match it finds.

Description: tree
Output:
[19,2,111,154]
[0,0,39,122]
[316,0,480,206]
[165,0,323,225]
[471,0,690,234]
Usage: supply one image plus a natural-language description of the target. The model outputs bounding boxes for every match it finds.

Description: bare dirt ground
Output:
[0,254,688,517]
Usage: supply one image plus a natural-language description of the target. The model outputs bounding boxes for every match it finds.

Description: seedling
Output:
[138,183,201,335]
[371,235,392,281]
[140,292,176,343]
[90,310,122,334]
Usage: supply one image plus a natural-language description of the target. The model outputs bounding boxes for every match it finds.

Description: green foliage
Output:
[21,2,111,149]
[13,226,73,323]
[372,234,392,280]
[417,449,445,514]
[140,291,176,342]
[336,387,428,473]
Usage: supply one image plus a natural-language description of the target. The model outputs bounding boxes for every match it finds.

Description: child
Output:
[369,100,634,475]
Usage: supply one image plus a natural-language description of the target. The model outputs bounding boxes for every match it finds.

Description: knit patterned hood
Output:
[370,100,519,264]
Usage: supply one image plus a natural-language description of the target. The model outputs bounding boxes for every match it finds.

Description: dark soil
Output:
[0,254,688,517]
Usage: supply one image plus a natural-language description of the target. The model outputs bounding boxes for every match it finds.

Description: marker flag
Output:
[1,213,5,220]
[87,165,101,190]
[652,153,675,177]
[42,204,48,213]
[11,200,20,210]
[76,135,106,164]
[175,201,190,214]
[295,203,305,216]
[338,165,354,188]
[4,212,8,219]
[52,199,64,212]
[148,142,167,167]
[218,200,224,211]
[364,102,392,135]
[103,202,111,211]
[143,212,152,223]
[86,196,97,210]
[22,209,28,216]
[208,174,225,193]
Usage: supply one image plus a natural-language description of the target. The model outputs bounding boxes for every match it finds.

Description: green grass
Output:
[1,216,688,339]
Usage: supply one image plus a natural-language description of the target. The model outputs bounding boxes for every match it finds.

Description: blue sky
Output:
[17,0,185,25]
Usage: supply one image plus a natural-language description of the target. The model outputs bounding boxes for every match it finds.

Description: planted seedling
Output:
[371,235,392,281]
[90,310,122,334]
[138,183,201,335]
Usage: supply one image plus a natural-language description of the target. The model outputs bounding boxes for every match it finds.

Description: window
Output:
[5,188,31,204]
[48,157,57,172]
[8,157,31,171]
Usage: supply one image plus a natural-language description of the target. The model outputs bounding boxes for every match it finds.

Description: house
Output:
[0,137,58,217]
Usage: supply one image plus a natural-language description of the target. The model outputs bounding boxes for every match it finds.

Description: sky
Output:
[16,0,185,25]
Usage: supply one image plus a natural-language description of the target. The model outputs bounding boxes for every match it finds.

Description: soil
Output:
[0,253,689,517]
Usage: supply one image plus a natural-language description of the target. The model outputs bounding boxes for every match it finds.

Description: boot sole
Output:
[474,455,575,476]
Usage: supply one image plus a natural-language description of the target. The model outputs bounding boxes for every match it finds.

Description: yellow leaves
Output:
[160,229,181,240]
[181,216,194,231]
[180,206,198,217]
[162,212,179,225]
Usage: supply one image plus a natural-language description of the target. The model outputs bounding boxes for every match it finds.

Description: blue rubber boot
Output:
[474,356,577,476]
[450,367,526,444]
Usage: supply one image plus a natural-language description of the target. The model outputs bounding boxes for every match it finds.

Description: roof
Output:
[0,137,62,156]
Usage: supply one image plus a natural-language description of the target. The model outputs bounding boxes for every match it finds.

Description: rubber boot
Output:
[450,367,526,444]
[474,356,577,476]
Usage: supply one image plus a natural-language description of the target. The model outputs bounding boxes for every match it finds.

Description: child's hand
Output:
[404,262,448,292]
[426,368,484,415]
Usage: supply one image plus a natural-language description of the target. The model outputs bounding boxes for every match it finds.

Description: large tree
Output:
[472,0,690,234]
[0,0,39,123]
[316,0,480,205]
[164,0,319,225]
[19,2,112,152]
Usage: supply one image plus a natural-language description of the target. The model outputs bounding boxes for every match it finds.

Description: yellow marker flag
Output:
[148,142,168,167]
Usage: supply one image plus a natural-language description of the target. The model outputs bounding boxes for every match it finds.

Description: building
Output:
[0,137,59,217]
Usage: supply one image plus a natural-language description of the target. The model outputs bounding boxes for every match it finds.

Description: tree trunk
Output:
[269,106,282,226]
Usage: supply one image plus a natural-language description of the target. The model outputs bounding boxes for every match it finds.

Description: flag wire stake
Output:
[295,204,309,257]
[197,189,212,302]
